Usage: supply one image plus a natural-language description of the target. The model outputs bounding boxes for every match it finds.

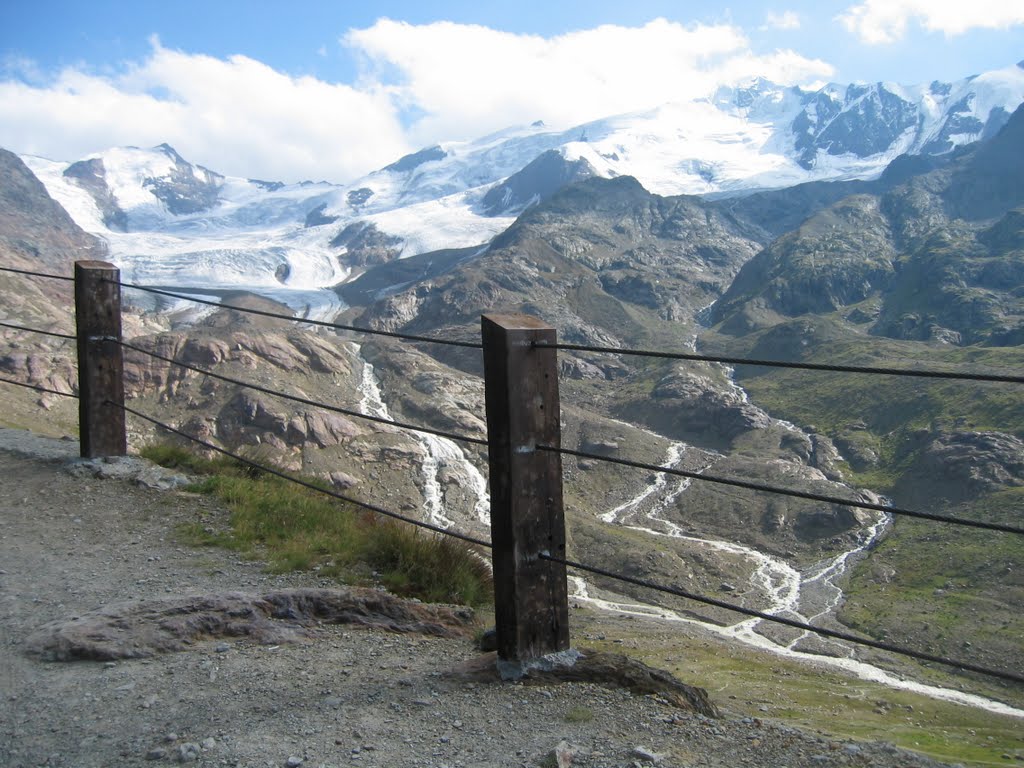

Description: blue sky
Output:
[1,1,1022,182]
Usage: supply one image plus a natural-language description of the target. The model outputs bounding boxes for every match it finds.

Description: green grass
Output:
[564,706,595,723]
[572,610,1024,767]
[144,443,492,607]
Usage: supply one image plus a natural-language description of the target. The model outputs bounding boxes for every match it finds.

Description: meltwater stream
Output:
[352,344,489,530]
[578,436,1024,717]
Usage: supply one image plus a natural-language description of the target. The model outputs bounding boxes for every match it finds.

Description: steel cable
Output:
[114,339,487,448]
[544,552,1024,686]
[113,401,493,549]
[112,281,483,349]
[0,265,74,282]
[0,321,76,340]
[542,445,1024,536]
[0,376,78,399]
[534,341,1024,384]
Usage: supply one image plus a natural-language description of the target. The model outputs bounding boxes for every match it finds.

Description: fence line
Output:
[542,445,1024,536]
[3,260,1022,687]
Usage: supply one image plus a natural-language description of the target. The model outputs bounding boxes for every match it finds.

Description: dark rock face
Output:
[904,431,1024,501]
[640,370,772,445]
[0,148,107,273]
[711,196,897,328]
[793,85,919,169]
[481,150,595,216]
[142,144,224,215]
[303,202,339,228]
[383,145,447,174]
[347,187,374,207]
[329,221,402,266]
[63,157,128,230]
[947,102,1024,220]
[249,178,285,192]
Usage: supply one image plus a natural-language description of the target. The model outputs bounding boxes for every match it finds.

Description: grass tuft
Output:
[145,441,492,607]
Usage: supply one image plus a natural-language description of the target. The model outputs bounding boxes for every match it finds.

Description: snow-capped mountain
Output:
[19,63,1024,315]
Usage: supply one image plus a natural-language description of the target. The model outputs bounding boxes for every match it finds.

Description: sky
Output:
[1,0,1022,184]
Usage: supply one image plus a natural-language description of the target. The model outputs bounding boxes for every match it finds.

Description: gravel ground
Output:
[0,429,957,768]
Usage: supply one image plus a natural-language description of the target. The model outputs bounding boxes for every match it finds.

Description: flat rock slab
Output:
[449,649,719,717]
[26,587,476,661]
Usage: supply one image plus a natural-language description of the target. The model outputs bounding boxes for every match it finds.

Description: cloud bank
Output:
[0,20,833,183]
[839,0,1024,44]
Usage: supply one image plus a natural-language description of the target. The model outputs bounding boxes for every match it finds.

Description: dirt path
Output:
[0,431,954,768]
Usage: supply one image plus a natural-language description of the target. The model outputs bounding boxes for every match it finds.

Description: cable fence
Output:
[4,260,1023,689]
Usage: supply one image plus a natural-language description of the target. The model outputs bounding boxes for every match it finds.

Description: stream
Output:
[351,338,1019,716]
[579,433,1024,718]
[351,343,490,531]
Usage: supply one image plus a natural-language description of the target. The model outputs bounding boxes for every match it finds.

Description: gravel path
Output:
[0,429,955,768]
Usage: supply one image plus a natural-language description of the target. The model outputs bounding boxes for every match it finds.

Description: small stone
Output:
[146,748,167,760]
[164,734,178,743]
[201,737,216,750]
[285,757,303,768]
[478,628,497,652]
[547,741,576,768]
[631,746,663,764]
[176,743,201,762]
[214,642,230,653]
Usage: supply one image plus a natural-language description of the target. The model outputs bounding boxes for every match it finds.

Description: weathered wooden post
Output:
[481,314,569,675]
[74,260,126,458]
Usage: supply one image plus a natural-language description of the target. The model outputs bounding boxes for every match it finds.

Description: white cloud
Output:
[0,21,834,183]
[0,41,410,184]
[839,0,1024,44]
[763,11,802,31]
[344,18,832,147]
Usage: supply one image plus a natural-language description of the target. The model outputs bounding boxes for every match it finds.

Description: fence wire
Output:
[114,401,493,549]
[544,552,1024,686]
[0,320,76,341]
[535,340,1024,384]
[0,375,78,399]
[113,281,483,350]
[542,444,1024,536]
[0,265,75,283]
[114,338,487,448]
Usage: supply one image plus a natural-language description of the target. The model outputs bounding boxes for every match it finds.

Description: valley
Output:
[2,63,1023,749]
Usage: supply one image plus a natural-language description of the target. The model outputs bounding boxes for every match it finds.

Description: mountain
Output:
[4,66,1024,709]
[15,63,1024,322]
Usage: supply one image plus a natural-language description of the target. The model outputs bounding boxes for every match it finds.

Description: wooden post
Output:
[74,260,126,458]
[482,314,569,672]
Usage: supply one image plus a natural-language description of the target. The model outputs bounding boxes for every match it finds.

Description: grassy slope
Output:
[144,444,493,607]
